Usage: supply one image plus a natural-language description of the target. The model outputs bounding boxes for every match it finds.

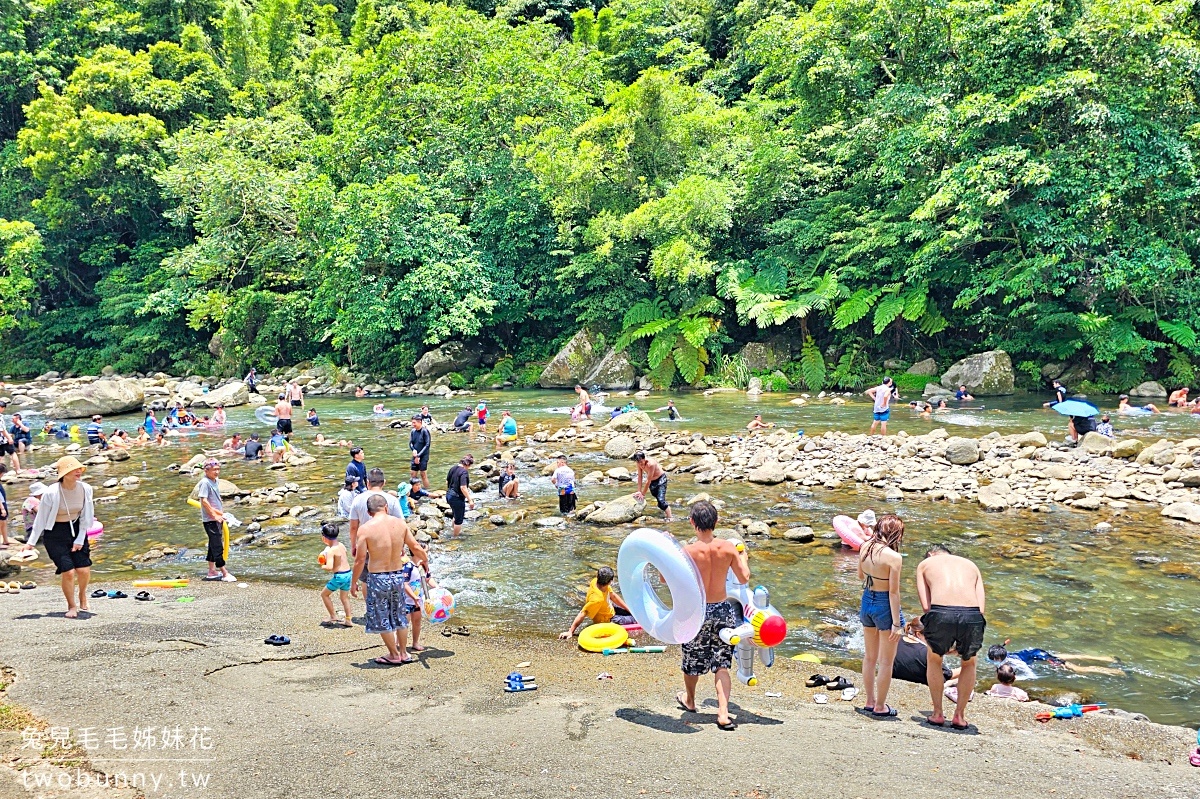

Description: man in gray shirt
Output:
[348,468,402,556]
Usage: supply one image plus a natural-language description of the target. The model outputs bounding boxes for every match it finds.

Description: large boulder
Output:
[1162,502,1200,524]
[906,358,938,376]
[1080,431,1112,455]
[539,330,599,388]
[584,348,637,390]
[1128,381,1167,398]
[587,494,646,524]
[944,437,979,465]
[50,378,145,417]
[604,435,639,459]
[977,479,1011,511]
[940,350,1015,395]
[604,411,657,434]
[747,460,787,485]
[414,342,480,380]
[738,341,789,372]
[1112,439,1144,459]
[191,381,249,408]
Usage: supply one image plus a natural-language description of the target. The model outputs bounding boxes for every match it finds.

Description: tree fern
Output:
[675,341,703,384]
[872,293,906,334]
[647,331,675,369]
[833,288,879,329]
[1158,319,1197,351]
[800,336,827,390]
[901,285,927,321]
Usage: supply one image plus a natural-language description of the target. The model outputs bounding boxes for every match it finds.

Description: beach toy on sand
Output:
[721,539,787,686]
[423,585,455,623]
[578,622,629,653]
[617,527,706,645]
[254,406,278,425]
[132,579,189,589]
[86,520,103,539]
[1035,703,1105,722]
[832,515,869,550]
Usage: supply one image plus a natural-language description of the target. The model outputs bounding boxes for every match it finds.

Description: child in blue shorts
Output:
[319,523,353,627]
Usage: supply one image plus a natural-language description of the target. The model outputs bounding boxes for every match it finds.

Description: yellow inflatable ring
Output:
[578,623,629,653]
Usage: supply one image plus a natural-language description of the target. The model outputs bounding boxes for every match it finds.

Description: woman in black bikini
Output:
[857,513,905,717]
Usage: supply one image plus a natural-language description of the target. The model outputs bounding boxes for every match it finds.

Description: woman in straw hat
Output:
[20,456,96,618]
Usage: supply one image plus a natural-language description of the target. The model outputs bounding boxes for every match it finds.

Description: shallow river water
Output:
[10,388,1200,727]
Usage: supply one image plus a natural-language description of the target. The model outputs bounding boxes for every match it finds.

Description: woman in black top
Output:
[892,618,957,685]
[446,455,475,538]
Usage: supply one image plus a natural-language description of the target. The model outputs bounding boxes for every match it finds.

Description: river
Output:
[9,388,1200,727]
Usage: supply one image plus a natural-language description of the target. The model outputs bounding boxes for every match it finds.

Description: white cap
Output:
[28,482,47,497]
[857,509,877,528]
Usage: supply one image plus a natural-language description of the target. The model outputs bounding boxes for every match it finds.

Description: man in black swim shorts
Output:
[678,501,750,730]
[916,544,987,729]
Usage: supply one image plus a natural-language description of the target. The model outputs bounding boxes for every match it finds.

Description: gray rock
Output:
[414,341,480,379]
[977,480,1011,511]
[605,467,633,481]
[584,348,637,390]
[604,411,657,434]
[50,378,145,417]
[906,358,938,376]
[782,527,815,543]
[743,520,771,536]
[944,437,979,465]
[604,434,639,459]
[534,517,566,528]
[1080,432,1112,455]
[746,377,763,395]
[539,329,599,388]
[586,494,646,524]
[191,381,249,408]
[939,350,1015,396]
[1111,439,1143,459]
[1128,380,1167,398]
[900,474,935,492]
[747,460,787,485]
[738,341,789,372]
[1043,463,1073,480]
[1161,502,1200,524]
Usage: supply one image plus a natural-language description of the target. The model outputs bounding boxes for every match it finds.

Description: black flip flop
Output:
[871,704,898,717]
[805,674,831,688]
[90,589,107,599]
[675,694,697,713]
[111,591,128,599]
[452,625,470,636]
[923,718,946,727]
[826,676,853,691]
[134,591,154,602]
[264,635,290,646]
[440,628,453,637]
[951,721,970,730]
[717,720,737,731]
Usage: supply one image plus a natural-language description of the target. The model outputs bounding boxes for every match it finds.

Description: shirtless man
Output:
[351,495,429,665]
[632,451,672,521]
[916,544,986,729]
[288,380,304,409]
[574,384,592,419]
[274,393,293,435]
[677,500,749,730]
[746,413,774,431]
[1169,387,1189,407]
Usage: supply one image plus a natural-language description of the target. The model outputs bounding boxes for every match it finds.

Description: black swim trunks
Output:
[921,604,987,661]
[276,418,293,435]
[648,475,669,511]
[681,602,739,676]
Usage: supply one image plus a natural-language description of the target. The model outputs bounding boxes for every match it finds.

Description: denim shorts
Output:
[873,410,890,422]
[860,589,902,630]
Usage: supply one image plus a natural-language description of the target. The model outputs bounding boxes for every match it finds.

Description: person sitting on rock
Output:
[1096,415,1114,437]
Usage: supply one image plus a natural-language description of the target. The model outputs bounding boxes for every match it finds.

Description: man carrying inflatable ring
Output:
[617,501,751,731]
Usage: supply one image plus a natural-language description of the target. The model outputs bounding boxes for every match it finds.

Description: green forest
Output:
[2,0,1200,392]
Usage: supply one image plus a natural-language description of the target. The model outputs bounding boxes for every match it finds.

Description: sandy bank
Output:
[0,582,1196,799]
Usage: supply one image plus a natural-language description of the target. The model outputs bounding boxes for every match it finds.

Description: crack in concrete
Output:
[204,645,380,676]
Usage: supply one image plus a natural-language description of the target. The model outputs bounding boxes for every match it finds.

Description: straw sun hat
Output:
[52,455,87,482]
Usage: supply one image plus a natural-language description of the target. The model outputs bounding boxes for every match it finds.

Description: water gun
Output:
[601,646,666,655]
[719,539,788,686]
[1035,703,1105,722]
[504,672,537,692]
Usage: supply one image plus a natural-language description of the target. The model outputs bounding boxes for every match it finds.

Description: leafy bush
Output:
[512,364,543,388]
[446,372,468,390]
[893,374,930,394]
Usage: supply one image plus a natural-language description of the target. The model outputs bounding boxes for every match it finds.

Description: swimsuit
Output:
[325,570,352,593]
[364,570,410,634]
[921,605,987,660]
[681,602,738,676]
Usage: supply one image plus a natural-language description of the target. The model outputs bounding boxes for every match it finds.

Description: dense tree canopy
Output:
[1,0,1198,391]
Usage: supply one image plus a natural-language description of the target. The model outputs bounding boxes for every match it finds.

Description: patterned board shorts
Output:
[681,602,739,676]
[364,571,410,634]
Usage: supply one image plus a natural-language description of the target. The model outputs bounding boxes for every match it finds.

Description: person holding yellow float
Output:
[559,566,636,644]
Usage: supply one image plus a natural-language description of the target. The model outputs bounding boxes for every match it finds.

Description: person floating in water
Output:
[1118,394,1160,414]
[987,643,1123,678]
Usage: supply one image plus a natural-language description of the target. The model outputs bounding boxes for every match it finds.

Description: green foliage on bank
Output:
[2,0,1199,387]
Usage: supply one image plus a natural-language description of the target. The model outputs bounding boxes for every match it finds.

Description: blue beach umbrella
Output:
[1050,399,1099,418]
